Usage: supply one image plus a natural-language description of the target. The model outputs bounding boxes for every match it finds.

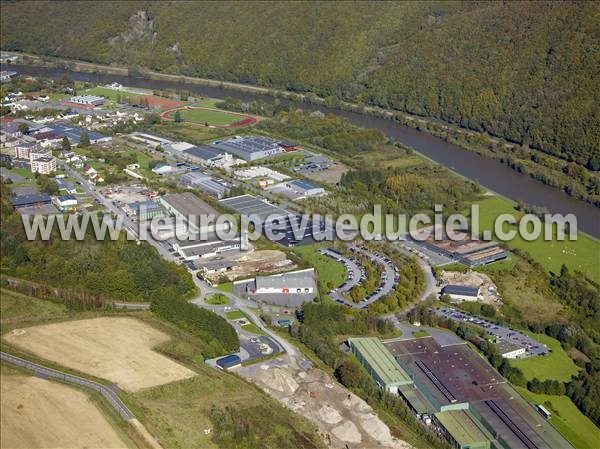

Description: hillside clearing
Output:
[3,317,196,392]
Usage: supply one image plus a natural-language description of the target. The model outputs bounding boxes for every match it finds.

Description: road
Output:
[0,351,135,420]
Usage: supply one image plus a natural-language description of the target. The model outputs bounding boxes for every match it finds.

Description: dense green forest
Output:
[2,1,598,169]
[0,184,196,302]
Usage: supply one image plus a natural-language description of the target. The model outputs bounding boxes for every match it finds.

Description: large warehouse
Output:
[179,172,231,199]
[433,410,491,449]
[212,135,281,161]
[160,192,227,234]
[348,337,413,394]
[234,268,318,307]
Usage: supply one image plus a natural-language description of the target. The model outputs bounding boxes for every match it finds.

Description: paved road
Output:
[0,351,135,420]
[349,245,399,307]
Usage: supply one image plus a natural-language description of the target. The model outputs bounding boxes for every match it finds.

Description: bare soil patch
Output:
[3,317,196,392]
[1,375,129,449]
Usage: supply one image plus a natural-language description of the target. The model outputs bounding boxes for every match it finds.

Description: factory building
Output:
[441,285,482,302]
[433,410,491,449]
[348,337,413,394]
[211,135,281,161]
[68,95,106,106]
[234,268,318,307]
[179,171,231,199]
[160,192,228,235]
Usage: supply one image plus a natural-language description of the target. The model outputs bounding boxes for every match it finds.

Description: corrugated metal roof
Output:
[348,337,413,387]
[434,410,490,447]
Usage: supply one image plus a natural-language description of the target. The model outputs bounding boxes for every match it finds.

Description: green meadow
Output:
[469,195,600,282]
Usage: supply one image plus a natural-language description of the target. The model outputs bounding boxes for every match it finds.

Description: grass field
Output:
[471,195,600,282]
[241,323,265,335]
[173,107,247,126]
[131,365,323,449]
[3,317,196,392]
[225,310,246,320]
[516,386,600,449]
[292,243,346,293]
[216,282,234,293]
[0,288,68,333]
[1,371,132,449]
[511,332,580,382]
[83,86,144,103]
[7,167,35,179]
[205,293,230,305]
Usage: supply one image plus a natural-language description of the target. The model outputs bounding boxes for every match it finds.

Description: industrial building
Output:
[129,132,173,149]
[268,178,326,200]
[54,194,77,211]
[384,337,573,449]
[212,135,281,161]
[348,337,413,394]
[68,95,106,106]
[46,124,112,145]
[413,228,508,267]
[441,285,482,302]
[433,410,491,449]
[495,340,526,359]
[128,200,166,221]
[151,162,186,176]
[182,145,228,166]
[160,192,227,235]
[216,354,241,370]
[10,193,52,209]
[169,231,243,260]
[179,171,231,199]
[219,194,328,246]
[234,268,317,307]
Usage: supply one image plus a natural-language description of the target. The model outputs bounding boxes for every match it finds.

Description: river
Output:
[6,64,600,237]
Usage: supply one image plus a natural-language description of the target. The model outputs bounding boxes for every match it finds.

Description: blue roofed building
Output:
[216,354,242,370]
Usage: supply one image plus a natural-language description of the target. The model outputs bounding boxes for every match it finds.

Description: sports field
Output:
[3,317,196,392]
[167,106,252,126]
[1,373,130,449]
[82,86,146,104]
[511,331,580,382]
[469,195,600,282]
[516,386,600,449]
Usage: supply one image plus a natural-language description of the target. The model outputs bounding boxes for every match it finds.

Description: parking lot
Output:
[219,194,329,246]
[436,307,549,357]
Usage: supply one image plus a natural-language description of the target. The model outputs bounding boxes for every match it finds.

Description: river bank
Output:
[2,52,599,238]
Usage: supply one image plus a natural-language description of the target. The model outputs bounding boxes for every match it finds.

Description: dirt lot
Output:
[240,357,411,449]
[440,269,502,305]
[202,249,296,283]
[3,317,196,392]
[1,374,129,449]
[305,163,348,185]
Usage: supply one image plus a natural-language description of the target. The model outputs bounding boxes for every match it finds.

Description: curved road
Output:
[0,351,134,420]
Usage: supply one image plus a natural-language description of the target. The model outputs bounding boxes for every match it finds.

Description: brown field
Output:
[3,317,196,392]
[1,374,129,449]
[305,163,348,185]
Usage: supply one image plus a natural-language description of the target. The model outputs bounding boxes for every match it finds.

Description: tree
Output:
[79,130,90,147]
[173,110,182,123]
[18,123,29,134]
[61,136,71,151]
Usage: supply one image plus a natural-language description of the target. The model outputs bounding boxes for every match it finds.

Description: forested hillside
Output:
[2,1,599,167]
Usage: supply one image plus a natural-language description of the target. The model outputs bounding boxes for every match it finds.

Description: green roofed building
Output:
[348,337,412,394]
[433,410,491,449]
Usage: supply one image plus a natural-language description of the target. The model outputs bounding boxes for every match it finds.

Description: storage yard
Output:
[3,317,197,392]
